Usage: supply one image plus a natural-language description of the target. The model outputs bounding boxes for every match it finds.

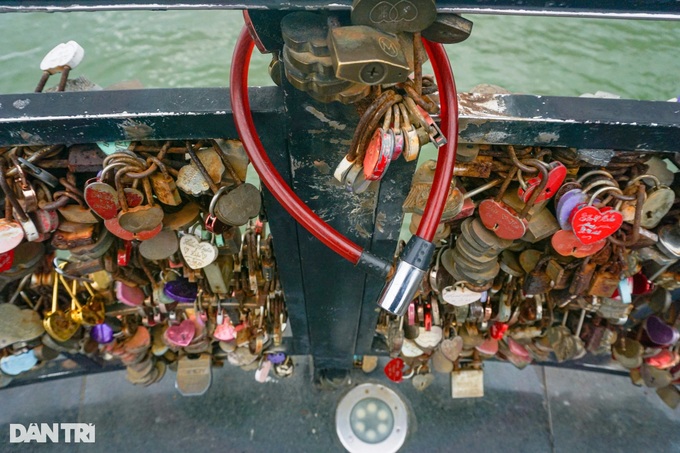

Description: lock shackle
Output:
[398,102,412,130]
[588,186,623,206]
[392,103,402,132]
[102,151,145,167]
[507,145,538,175]
[627,174,661,188]
[576,169,615,184]
[114,164,141,211]
[0,158,30,223]
[381,103,393,132]
[209,185,230,216]
[582,178,618,195]
[230,26,458,275]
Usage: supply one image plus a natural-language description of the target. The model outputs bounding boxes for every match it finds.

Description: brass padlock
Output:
[588,269,620,298]
[329,26,411,85]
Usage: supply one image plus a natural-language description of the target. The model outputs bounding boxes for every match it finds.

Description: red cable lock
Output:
[230,25,458,315]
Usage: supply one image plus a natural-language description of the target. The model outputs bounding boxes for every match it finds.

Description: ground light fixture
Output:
[335,383,409,452]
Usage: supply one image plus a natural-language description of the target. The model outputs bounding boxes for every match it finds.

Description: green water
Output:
[0,11,679,100]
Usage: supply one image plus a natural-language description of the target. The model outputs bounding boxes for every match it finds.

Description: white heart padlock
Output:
[180,234,218,270]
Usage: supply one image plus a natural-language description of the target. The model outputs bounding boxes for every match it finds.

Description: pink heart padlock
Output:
[164,320,196,348]
[213,317,237,341]
[115,281,145,307]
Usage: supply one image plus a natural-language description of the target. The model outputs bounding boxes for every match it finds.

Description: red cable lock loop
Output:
[230,26,458,268]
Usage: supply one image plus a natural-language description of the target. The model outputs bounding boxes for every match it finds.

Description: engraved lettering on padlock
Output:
[179,228,219,270]
[571,187,624,245]
[330,26,411,85]
[352,0,437,34]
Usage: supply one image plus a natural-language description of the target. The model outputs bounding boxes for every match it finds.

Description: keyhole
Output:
[645,210,653,219]
[369,67,379,78]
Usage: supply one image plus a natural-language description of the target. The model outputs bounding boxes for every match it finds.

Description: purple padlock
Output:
[644,315,680,347]
[267,352,286,365]
[163,278,198,303]
[555,189,587,231]
[91,323,114,344]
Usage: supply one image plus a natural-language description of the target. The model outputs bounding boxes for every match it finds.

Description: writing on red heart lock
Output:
[570,187,623,245]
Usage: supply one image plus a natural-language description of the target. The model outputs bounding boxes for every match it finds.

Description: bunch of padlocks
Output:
[0,138,291,394]
[250,4,470,190]
[375,143,680,407]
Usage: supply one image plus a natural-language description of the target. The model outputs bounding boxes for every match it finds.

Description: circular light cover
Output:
[336,383,408,453]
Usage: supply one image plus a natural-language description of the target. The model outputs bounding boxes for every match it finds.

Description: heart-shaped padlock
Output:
[518,161,567,204]
[180,232,218,270]
[164,319,196,348]
[570,187,624,245]
[384,357,405,383]
[551,230,607,258]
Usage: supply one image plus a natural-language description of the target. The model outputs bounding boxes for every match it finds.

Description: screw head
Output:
[359,63,387,85]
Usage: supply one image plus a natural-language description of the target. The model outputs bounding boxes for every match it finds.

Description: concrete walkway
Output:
[0,358,678,452]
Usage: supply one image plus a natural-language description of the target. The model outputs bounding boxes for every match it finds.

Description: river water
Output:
[0,11,679,100]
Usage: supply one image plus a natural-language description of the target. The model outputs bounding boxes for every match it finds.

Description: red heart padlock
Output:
[478,199,526,240]
[0,250,15,272]
[518,161,567,204]
[571,205,623,245]
[551,229,606,258]
[490,322,509,340]
[384,357,405,383]
[570,186,624,245]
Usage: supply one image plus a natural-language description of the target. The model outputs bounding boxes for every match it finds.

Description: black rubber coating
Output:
[356,250,392,279]
[401,235,435,270]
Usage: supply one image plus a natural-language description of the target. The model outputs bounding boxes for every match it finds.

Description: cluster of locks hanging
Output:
[374,146,680,405]
[0,136,292,393]
[253,5,680,407]
[0,135,292,393]
[1,1,680,410]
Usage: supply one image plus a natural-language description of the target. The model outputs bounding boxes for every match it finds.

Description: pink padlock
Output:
[115,281,145,307]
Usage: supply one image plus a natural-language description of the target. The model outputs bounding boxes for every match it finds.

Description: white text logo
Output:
[9,423,95,443]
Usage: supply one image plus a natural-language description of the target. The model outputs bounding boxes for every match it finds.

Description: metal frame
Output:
[2,89,678,151]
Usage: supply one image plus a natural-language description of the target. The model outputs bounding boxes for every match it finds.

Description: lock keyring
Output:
[230,25,458,316]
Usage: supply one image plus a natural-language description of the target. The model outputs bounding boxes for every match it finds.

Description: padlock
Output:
[627,174,675,229]
[117,169,164,234]
[351,0,437,34]
[147,155,182,206]
[329,25,411,85]
[421,13,473,44]
[479,160,548,240]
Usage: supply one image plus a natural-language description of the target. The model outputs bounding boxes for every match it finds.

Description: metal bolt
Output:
[360,63,386,85]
